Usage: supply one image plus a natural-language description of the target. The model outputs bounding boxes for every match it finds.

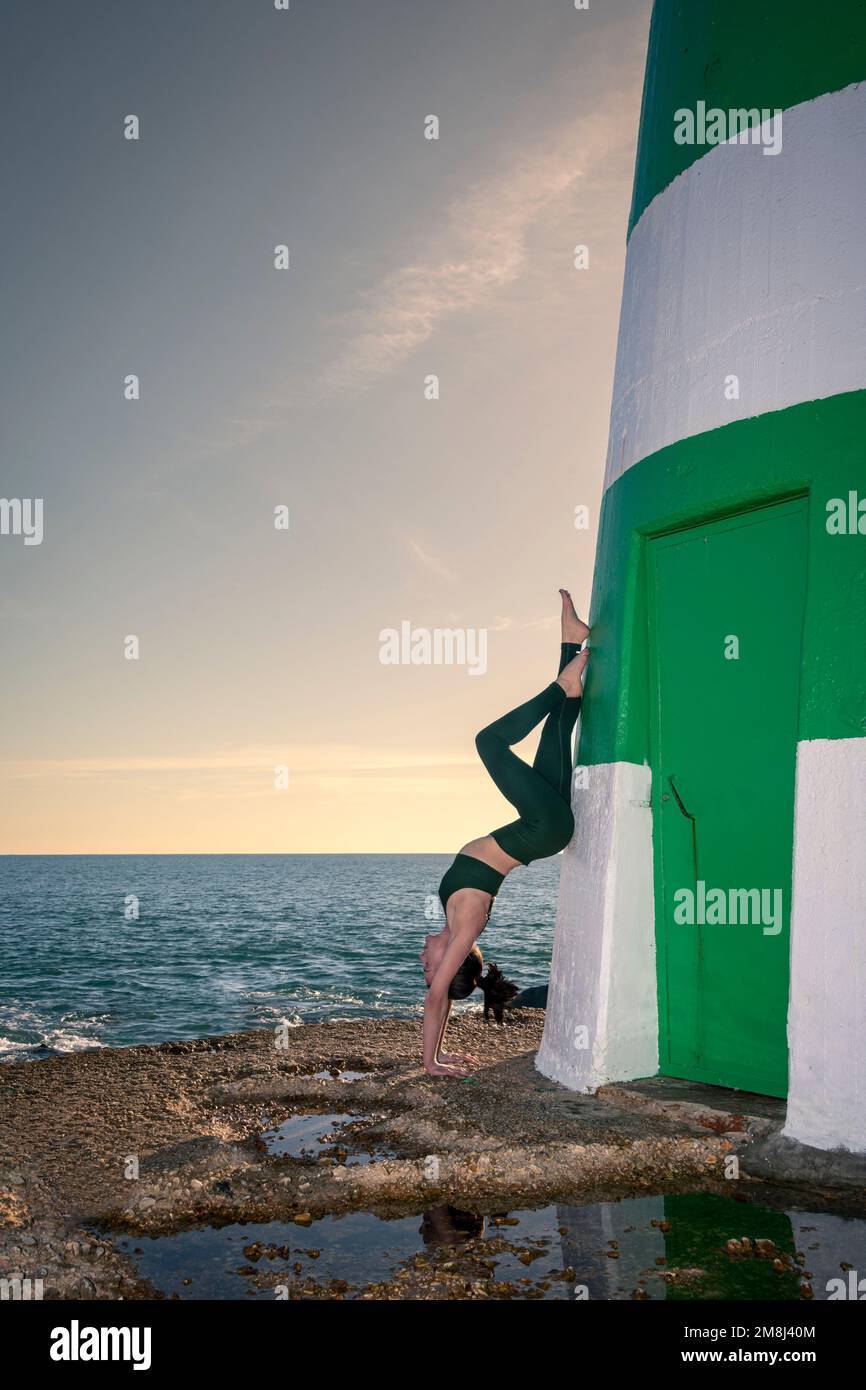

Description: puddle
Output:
[107,1192,866,1301]
[111,1214,422,1299]
[260,1113,356,1159]
[259,1113,395,1166]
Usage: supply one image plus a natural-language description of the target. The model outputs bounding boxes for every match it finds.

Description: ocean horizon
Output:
[0,853,560,1062]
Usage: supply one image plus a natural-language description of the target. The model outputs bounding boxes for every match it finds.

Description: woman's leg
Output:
[531,641,583,800]
[475,646,582,864]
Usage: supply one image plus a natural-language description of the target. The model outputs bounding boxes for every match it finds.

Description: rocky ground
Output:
[0,1013,856,1300]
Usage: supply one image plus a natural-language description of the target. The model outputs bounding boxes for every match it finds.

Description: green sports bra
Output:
[437,853,505,913]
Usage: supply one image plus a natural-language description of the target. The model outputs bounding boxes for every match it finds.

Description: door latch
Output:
[668,774,695,821]
[668,774,699,881]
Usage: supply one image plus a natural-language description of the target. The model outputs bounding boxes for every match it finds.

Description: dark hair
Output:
[448,946,484,1000]
[447,952,520,1022]
[477,962,520,1023]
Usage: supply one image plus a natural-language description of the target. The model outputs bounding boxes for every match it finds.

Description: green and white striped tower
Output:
[537,1,866,1154]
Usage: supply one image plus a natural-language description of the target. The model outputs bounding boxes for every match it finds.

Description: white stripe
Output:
[536,761,657,1090]
[784,737,866,1153]
[605,83,866,488]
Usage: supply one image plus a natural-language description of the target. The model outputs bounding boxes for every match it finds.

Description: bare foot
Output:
[424,1061,471,1078]
[439,1051,479,1066]
[556,647,589,699]
[560,589,590,645]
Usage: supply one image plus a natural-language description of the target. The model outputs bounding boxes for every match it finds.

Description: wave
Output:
[0,1004,110,1063]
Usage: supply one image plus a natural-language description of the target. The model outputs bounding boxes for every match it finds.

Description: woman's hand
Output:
[438,1051,479,1066]
[422,924,478,1075]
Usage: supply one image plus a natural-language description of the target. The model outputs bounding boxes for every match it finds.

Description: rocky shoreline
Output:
[0,1013,859,1299]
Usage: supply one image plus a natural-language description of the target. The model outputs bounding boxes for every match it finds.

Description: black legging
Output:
[475,642,582,865]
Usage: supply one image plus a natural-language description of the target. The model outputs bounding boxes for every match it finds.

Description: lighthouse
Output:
[537,0,866,1156]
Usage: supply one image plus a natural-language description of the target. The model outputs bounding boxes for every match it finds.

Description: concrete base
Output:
[537,761,657,1090]
[740,1129,866,1193]
[609,1076,866,1192]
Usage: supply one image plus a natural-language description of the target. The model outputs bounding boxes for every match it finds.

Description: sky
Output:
[0,0,651,853]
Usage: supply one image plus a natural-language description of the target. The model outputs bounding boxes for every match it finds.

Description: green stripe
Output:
[582,390,866,764]
[629,0,866,235]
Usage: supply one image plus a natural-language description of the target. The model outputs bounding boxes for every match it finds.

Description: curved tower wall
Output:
[537,0,866,1153]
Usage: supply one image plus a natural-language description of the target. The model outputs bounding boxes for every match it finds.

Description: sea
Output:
[0,854,560,1062]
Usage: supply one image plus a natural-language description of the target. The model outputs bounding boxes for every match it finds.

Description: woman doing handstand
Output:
[420,589,589,1076]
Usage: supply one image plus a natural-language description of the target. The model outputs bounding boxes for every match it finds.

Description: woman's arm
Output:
[436,1000,452,1059]
[435,999,480,1068]
[422,924,475,1076]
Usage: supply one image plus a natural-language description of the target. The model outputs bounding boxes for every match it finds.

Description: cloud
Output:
[523,613,561,631]
[317,102,636,401]
[405,537,457,583]
[166,71,641,458]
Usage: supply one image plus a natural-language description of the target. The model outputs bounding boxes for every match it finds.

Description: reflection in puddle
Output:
[108,1192,866,1301]
[112,1214,421,1299]
[259,1112,395,1166]
[260,1113,356,1159]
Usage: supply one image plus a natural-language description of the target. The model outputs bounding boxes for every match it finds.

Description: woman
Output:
[420,590,590,1076]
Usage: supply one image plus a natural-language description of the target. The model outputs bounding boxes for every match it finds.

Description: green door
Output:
[649,498,807,1097]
